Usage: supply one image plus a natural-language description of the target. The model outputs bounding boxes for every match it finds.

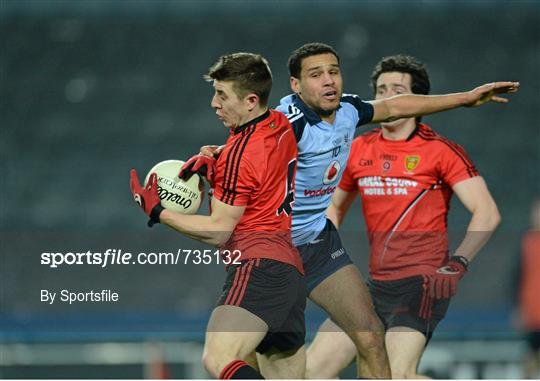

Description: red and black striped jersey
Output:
[339,123,478,280]
[213,110,302,273]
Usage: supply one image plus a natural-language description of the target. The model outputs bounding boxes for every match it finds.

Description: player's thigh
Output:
[256,345,306,379]
[385,326,427,378]
[203,305,268,374]
[254,272,306,377]
[309,264,380,331]
[305,318,356,379]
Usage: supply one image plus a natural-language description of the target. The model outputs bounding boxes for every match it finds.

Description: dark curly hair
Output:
[370,54,430,96]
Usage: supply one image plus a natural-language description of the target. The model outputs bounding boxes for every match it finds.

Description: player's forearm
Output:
[327,205,345,229]
[376,93,471,122]
[159,209,233,246]
[327,189,356,228]
[452,204,501,262]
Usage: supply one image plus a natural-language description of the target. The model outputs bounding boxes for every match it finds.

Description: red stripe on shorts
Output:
[224,265,243,305]
[420,275,432,319]
[233,260,255,306]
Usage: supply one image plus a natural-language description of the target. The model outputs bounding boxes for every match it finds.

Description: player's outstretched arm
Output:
[160,198,245,247]
[369,81,520,123]
[327,188,357,228]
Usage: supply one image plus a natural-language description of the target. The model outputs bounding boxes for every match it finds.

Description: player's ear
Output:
[290,76,301,94]
[245,93,260,111]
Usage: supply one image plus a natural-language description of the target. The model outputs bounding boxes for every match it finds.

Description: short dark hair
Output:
[370,54,430,96]
[288,42,340,78]
[205,52,273,106]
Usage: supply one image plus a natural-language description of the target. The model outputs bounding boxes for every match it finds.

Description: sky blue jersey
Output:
[276,94,374,246]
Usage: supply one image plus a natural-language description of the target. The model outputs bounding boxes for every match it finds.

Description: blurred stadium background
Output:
[1,0,539,378]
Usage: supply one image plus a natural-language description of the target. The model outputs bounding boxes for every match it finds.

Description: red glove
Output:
[178,154,216,186]
[428,256,468,299]
[129,169,164,227]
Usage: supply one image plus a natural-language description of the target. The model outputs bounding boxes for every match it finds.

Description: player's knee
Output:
[351,330,385,353]
[366,313,385,333]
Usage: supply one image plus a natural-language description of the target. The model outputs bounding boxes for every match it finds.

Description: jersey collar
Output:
[233,109,270,135]
[406,124,420,141]
[290,94,342,125]
[290,94,321,125]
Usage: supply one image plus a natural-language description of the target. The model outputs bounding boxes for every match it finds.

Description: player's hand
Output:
[179,154,216,185]
[200,144,224,158]
[427,256,468,299]
[129,169,164,227]
[464,81,520,107]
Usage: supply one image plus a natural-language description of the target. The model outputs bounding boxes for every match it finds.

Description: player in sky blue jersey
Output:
[186,43,519,378]
[276,92,372,247]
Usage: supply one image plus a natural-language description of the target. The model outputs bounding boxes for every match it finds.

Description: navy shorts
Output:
[217,258,306,353]
[369,275,450,340]
[527,331,540,352]
[297,219,353,293]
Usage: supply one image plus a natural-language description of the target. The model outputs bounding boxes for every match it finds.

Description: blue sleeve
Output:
[341,94,374,127]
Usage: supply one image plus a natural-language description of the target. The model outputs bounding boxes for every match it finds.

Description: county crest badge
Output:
[404,155,421,173]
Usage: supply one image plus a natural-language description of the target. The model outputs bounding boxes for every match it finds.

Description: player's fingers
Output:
[500,85,520,93]
[428,276,436,299]
[444,279,452,299]
[490,96,509,103]
[191,159,204,172]
[200,145,218,157]
[179,158,196,178]
[434,278,441,299]
[443,277,452,299]
[130,169,141,192]
[185,156,198,168]
[147,173,157,191]
[493,81,519,89]
[450,279,458,297]
[435,278,443,300]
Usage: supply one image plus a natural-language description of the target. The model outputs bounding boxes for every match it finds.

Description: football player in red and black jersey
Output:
[130,53,305,379]
[308,55,501,378]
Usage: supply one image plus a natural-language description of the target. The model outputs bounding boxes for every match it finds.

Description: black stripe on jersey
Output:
[417,130,473,167]
[341,94,374,127]
[417,131,478,178]
[227,125,256,204]
[286,104,307,143]
[416,127,436,137]
[222,128,249,202]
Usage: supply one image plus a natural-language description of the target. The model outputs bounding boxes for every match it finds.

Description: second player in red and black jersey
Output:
[339,122,478,280]
[320,55,502,379]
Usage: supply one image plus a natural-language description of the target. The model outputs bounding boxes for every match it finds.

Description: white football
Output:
[144,160,204,214]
